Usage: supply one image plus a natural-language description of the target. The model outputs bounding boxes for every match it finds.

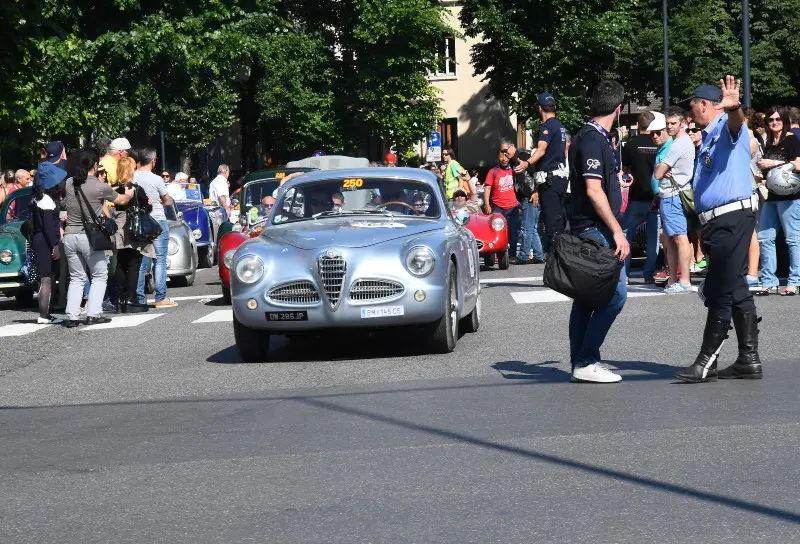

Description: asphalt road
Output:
[2,264,799,543]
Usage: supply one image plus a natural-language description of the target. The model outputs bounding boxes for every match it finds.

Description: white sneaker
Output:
[37,315,64,325]
[572,362,622,383]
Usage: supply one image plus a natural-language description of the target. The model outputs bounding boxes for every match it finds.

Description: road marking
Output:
[146,294,223,303]
[82,314,165,331]
[511,285,670,304]
[0,323,53,337]
[193,309,233,323]
[480,276,542,284]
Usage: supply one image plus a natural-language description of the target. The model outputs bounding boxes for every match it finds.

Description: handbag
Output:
[543,233,623,307]
[75,185,117,251]
[124,187,162,243]
[667,177,695,215]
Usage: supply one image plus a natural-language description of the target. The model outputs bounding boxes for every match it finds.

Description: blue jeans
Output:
[622,200,659,279]
[758,199,800,288]
[518,199,544,261]
[492,204,521,258]
[568,226,628,368]
[137,220,170,303]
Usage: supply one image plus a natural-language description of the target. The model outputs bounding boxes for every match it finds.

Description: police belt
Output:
[698,195,757,225]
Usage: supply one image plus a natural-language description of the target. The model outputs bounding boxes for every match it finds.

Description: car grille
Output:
[349,279,404,303]
[268,281,320,305]
[318,255,346,307]
[475,240,485,250]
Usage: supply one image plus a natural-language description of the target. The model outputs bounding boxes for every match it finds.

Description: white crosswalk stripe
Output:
[0,323,54,338]
[82,313,165,331]
[192,309,232,323]
[511,284,674,304]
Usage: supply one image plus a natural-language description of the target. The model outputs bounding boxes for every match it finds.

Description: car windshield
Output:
[272,177,439,225]
[167,182,204,203]
[164,203,178,222]
[3,191,34,224]
[240,179,281,224]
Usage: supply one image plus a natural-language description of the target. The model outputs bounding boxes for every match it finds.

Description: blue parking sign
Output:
[430,131,441,147]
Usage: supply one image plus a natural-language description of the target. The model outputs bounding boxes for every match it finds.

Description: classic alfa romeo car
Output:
[460,211,510,270]
[0,187,38,306]
[229,168,481,362]
[170,182,228,268]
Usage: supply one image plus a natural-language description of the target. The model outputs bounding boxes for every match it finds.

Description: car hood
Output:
[0,223,23,238]
[265,216,442,249]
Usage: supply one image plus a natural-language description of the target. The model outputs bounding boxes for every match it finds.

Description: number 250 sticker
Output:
[342,178,364,189]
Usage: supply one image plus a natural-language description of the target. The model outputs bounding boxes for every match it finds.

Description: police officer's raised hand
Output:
[716,75,741,111]
[612,230,630,262]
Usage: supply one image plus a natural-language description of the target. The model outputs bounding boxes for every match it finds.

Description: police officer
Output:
[673,76,763,383]
[515,93,568,254]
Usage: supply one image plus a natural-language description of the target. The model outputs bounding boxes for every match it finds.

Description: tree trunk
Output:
[179,147,192,175]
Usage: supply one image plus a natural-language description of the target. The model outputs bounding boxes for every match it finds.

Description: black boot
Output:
[673,313,731,383]
[125,297,149,313]
[719,311,762,379]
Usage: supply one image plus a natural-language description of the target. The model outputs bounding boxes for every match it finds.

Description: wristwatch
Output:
[725,101,742,112]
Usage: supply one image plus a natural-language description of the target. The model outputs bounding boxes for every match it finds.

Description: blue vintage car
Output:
[169,182,228,268]
[0,187,38,306]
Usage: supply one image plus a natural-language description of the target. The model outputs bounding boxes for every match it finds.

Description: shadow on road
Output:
[492,359,677,383]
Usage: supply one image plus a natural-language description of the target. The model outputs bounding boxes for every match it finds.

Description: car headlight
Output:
[0,249,12,265]
[491,217,505,231]
[405,246,435,277]
[223,249,235,269]
[234,255,264,284]
[192,229,202,239]
[168,237,179,255]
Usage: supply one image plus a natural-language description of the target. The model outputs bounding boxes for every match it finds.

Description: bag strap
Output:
[75,184,102,227]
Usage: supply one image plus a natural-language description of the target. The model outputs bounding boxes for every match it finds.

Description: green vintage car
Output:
[0,187,38,306]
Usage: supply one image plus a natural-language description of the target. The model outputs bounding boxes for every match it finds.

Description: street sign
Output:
[426,131,442,162]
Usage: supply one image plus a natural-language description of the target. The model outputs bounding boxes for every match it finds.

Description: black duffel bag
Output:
[543,233,623,307]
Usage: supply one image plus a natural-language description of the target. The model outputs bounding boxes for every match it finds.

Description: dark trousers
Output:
[492,204,521,258]
[539,182,567,254]
[702,208,756,320]
[116,248,143,304]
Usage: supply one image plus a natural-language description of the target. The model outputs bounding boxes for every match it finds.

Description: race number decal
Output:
[342,178,364,189]
[275,172,286,178]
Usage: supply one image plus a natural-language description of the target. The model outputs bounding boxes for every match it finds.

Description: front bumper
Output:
[232,277,446,332]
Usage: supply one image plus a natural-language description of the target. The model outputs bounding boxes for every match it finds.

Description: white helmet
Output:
[765,163,800,196]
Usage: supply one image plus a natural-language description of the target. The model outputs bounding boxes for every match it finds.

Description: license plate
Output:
[360,306,404,319]
[266,311,308,321]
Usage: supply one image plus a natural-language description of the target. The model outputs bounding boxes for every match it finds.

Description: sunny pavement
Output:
[1,264,799,543]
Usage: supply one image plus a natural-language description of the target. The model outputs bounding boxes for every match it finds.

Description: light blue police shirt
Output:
[693,113,753,213]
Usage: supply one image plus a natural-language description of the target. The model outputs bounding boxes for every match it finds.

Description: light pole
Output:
[662,0,670,106]
[742,0,751,106]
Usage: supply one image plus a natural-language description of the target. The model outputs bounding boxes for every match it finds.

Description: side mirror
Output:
[454,209,471,226]
[177,211,183,220]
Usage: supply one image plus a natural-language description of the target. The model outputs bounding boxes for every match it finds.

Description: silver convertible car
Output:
[230,168,481,362]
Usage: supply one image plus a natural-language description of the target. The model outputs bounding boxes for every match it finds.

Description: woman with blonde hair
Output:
[113,156,154,312]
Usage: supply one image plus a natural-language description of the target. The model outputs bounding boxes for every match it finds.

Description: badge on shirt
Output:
[543,129,549,135]
[586,159,601,170]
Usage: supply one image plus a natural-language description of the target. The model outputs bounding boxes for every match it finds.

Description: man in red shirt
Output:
[484,145,522,263]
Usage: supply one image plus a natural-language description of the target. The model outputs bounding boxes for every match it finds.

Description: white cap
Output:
[109,137,132,152]
[174,172,189,182]
[646,112,666,132]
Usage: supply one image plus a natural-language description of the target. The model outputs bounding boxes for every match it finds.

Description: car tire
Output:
[460,290,481,333]
[483,255,494,268]
[199,246,214,269]
[171,269,195,287]
[15,290,35,308]
[233,313,270,363]
[498,250,510,270]
[222,286,231,305]
[145,274,155,295]
[429,264,458,353]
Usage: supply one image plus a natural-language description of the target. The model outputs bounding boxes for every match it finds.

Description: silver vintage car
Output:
[230,168,481,362]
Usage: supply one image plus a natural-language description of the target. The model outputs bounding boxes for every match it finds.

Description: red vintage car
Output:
[457,210,510,270]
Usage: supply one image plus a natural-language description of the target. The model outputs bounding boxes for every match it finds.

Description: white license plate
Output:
[360,306,404,319]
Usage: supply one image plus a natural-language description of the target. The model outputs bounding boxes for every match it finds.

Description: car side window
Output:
[5,192,33,224]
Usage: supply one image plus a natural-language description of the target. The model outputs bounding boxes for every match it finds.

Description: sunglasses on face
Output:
[768,117,782,123]
[499,147,510,154]
[688,128,702,133]
[651,130,664,136]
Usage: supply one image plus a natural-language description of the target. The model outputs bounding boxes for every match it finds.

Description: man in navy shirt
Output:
[514,93,567,255]
[567,81,630,384]
[673,77,764,383]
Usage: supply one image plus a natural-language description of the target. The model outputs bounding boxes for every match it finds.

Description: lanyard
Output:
[587,120,619,172]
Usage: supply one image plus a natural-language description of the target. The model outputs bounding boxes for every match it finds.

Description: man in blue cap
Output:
[45,141,67,171]
[672,76,765,383]
[514,92,568,259]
